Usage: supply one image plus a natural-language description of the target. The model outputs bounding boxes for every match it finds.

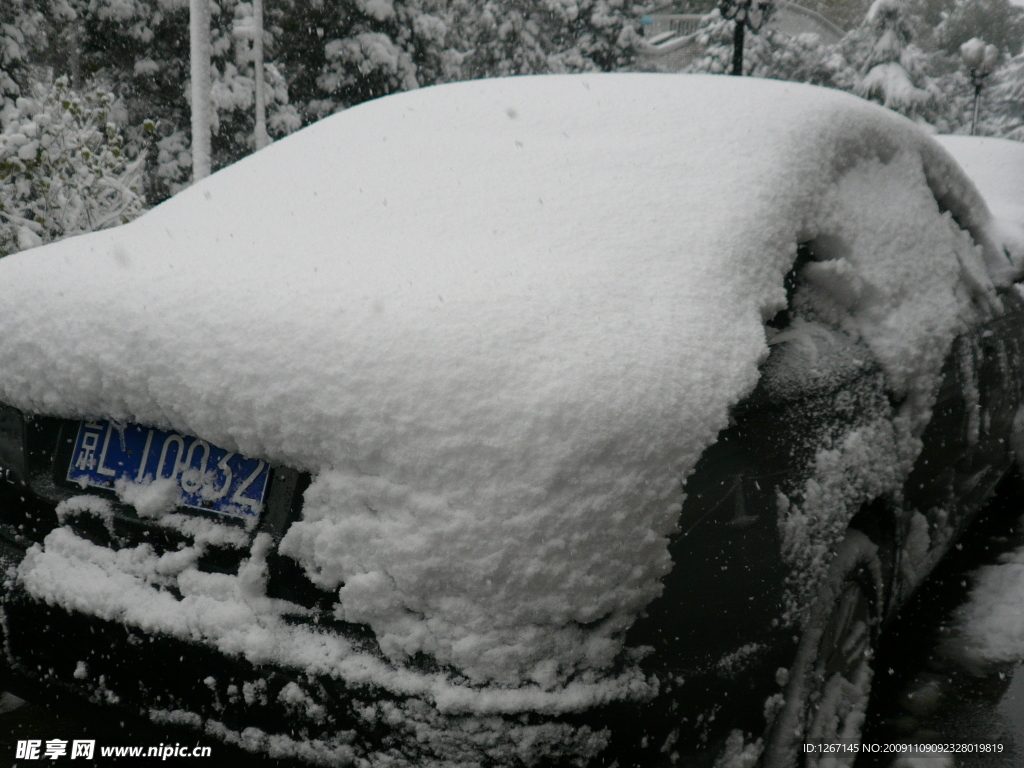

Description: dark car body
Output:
[3,287,1023,766]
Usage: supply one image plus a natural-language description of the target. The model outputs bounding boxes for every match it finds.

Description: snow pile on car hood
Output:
[0,74,998,688]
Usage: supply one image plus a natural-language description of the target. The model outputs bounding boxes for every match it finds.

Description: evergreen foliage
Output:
[0,0,643,206]
[0,76,145,256]
[684,10,841,82]
[989,49,1024,138]
[679,0,1023,138]
[2,0,1023,258]
[0,0,49,101]
[934,0,1024,56]
[846,0,937,116]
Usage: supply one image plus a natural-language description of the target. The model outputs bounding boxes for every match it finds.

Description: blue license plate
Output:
[66,420,270,522]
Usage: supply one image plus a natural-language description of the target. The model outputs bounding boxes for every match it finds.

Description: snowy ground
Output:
[859,480,1024,768]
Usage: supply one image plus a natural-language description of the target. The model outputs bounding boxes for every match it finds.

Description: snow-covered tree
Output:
[842,0,939,117]
[285,0,641,117]
[4,0,645,201]
[273,0,448,121]
[934,0,1024,57]
[504,0,641,73]
[988,50,1024,138]
[253,3,269,149]
[0,77,145,257]
[684,10,842,83]
[54,0,301,193]
[0,0,49,111]
[449,0,569,78]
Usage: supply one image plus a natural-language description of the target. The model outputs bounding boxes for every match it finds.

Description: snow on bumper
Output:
[12,526,656,714]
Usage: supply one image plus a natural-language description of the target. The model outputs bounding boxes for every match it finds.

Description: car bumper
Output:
[0,525,785,768]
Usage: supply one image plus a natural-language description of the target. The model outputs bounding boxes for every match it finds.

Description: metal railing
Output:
[641,13,705,38]
[640,2,845,42]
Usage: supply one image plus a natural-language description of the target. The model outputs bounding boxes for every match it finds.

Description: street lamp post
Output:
[718,0,774,76]
[960,37,1000,136]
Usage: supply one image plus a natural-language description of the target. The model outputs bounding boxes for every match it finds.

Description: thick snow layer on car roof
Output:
[0,74,996,695]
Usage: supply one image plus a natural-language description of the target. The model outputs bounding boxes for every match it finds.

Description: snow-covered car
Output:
[0,73,1022,767]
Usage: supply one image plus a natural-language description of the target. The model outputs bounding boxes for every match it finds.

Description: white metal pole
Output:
[190,0,212,180]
